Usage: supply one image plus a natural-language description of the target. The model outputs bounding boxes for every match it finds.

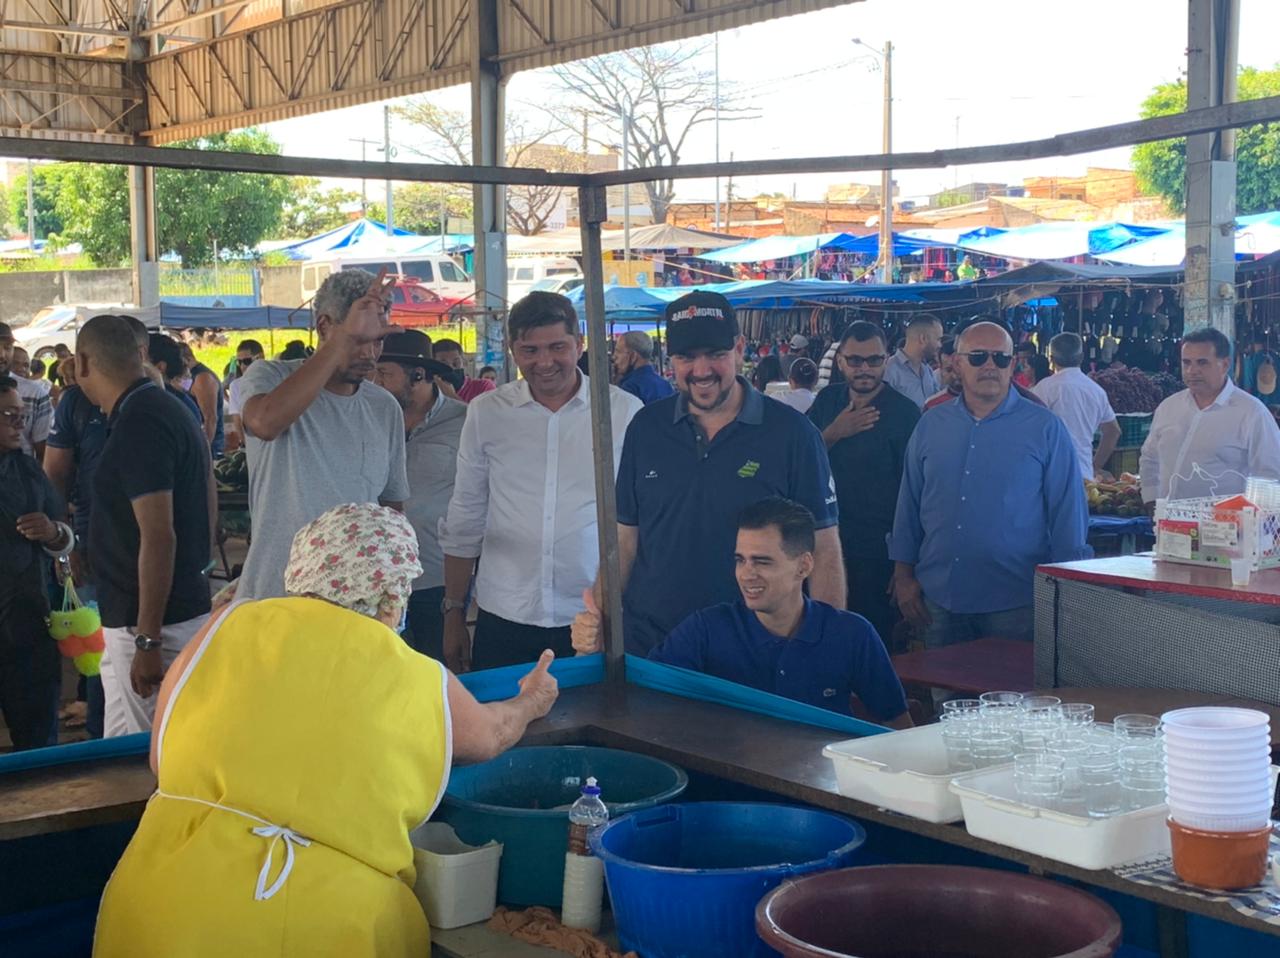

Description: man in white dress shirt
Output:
[1033,333,1121,481]
[438,291,643,672]
[1140,328,1280,505]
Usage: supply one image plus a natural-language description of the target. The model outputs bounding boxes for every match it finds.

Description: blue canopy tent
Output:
[702,232,932,264]
[1100,212,1280,266]
[946,221,1172,261]
[276,218,417,261]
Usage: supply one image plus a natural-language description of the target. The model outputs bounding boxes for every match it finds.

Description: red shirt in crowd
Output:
[457,376,496,403]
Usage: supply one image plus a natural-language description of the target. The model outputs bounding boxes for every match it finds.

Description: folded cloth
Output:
[487,906,637,958]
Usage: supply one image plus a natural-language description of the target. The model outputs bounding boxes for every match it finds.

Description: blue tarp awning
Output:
[703,231,934,264]
[947,221,1172,261]
[277,218,419,261]
[1098,212,1280,267]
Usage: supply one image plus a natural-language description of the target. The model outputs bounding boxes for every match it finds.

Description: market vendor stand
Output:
[1036,556,1280,708]
[4,681,1279,957]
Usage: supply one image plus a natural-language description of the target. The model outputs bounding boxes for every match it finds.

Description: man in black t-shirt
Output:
[76,315,214,737]
[809,321,920,646]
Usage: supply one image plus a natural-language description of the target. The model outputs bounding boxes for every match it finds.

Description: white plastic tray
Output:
[824,724,993,824]
[948,766,1171,871]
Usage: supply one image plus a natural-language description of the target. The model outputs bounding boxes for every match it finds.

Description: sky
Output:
[259,0,1280,207]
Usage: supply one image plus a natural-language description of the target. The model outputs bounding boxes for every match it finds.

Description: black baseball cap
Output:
[664,291,739,356]
[381,329,453,379]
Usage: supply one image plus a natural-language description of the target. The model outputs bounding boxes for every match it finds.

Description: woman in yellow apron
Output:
[94,503,559,957]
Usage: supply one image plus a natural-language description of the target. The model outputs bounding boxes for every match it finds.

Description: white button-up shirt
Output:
[1033,367,1117,481]
[438,373,643,628]
[1140,379,1280,501]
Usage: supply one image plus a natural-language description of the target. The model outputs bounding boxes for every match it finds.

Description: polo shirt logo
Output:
[823,688,837,698]
[737,460,761,478]
[644,469,659,479]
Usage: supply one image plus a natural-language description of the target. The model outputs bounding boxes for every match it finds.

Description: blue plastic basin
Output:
[436,746,687,906]
[591,802,866,958]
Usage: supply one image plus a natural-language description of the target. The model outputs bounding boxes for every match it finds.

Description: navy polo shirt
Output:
[47,385,108,540]
[650,598,908,721]
[619,365,675,405]
[617,377,839,656]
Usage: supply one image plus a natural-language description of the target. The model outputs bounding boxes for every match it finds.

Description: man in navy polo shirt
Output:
[606,290,844,656]
[575,498,910,725]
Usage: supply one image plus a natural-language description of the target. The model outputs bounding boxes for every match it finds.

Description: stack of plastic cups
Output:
[1161,707,1273,889]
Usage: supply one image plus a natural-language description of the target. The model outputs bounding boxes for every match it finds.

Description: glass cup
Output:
[1046,730,1092,803]
[1119,745,1166,811]
[1114,713,1162,743]
[1079,752,1125,818]
[1014,753,1066,807]
[942,699,984,721]
[1019,695,1063,712]
[980,691,1024,708]
[1061,703,1096,728]
[939,712,976,772]
[969,728,1017,769]
[1017,702,1064,755]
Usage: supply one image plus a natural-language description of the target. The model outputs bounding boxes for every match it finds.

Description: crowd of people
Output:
[5,268,1280,752]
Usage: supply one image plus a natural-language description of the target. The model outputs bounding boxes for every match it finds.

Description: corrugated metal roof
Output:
[143,0,856,142]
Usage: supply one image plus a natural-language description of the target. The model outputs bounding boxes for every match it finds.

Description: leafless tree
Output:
[549,42,754,224]
[391,99,575,235]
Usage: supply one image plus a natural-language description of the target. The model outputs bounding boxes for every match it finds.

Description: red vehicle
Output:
[387,277,471,328]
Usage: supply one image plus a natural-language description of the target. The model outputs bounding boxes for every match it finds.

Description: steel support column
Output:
[1184,0,1240,336]
[470,0,507,378]
[128,164,159,307]
[578,184,626,686]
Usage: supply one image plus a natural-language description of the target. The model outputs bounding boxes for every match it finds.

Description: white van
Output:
[507,257,583,304]
[301,253,473,305]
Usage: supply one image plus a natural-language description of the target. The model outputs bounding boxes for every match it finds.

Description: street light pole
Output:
[879,40,893,284]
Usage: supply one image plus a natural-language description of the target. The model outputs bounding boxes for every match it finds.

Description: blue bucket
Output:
[591,802,865,958]
[437,746,687,906]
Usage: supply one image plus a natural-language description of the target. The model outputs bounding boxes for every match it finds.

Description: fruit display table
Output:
[1035,556,1280,706]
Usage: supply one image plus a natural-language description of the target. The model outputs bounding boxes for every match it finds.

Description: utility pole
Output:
[879,40,894,284]
[622,102,632,271]
[725,151,735,213]
[349,136,379,215]
[25,157,35,253]
[383,106,395,233]
[714,32,721,232]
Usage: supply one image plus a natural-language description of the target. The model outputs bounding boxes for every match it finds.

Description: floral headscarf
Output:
[284,503,423,619]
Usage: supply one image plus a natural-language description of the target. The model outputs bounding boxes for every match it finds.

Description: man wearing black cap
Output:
[376,329,467,660]
[605,290,845,657]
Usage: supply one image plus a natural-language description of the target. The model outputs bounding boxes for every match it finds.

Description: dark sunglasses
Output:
[960,350,1013,369]
[237,357,255,367]
[839,353,886,368]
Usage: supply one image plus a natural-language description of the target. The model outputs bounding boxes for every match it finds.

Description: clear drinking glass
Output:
[1017,701,1064,755]
[969,728,1017,768]
[1079,752,1124,818]
[1061,703,1096,728]
[1014,753,1066,808]
[942,699,984,721]
[1046,730,1091,803]
[1119,745,1166,811]
[1114,713,1162,742]
[939,713,975,772]
[1019,695,1063,712]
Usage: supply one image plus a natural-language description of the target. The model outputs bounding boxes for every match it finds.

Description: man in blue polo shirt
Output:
[606,290,844,657]
[575,498,910,725]
[613,331,673,405]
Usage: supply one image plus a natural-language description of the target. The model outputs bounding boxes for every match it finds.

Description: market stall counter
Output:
[3,683,1279,957]
[1036,556,1280,707]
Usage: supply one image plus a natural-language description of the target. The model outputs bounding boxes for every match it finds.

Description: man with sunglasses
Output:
[809,321,920,644]
[224,339,265,452]
[890,321,1088,647]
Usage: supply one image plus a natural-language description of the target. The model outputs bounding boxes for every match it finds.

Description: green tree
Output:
[277,177,360,238]
[8,166,67,239]
[1132,66,1280,215]
[56,128,291,266]
[367,182,472,235]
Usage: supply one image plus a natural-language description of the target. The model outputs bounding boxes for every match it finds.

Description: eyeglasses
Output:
[960,350,1014,369]
[237,357,255,368]
[839,353,886,368]
[0,409,27,426]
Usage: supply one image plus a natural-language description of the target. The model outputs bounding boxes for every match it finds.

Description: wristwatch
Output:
[133,632,163,652]
[440,597,468,616]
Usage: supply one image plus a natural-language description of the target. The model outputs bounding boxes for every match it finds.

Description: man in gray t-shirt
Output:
[236,269,409,601]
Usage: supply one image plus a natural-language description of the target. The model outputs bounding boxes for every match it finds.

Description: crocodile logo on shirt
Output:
[823,688,837,698]
[644,469,659,480]
[738,460,761,478]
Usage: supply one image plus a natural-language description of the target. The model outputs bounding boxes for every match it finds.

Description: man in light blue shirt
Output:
[889,321,1089,646]
[882,314,942,409]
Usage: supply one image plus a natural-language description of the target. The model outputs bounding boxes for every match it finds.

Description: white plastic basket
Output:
[948,766,1171,870]
[824,725,999,824]
[1154,496,1280,570]
[410,822,503,930]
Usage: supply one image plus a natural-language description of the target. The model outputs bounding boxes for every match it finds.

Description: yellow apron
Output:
[94,596,450,958]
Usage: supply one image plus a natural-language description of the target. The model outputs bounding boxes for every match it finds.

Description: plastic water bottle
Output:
[560,777,608,932]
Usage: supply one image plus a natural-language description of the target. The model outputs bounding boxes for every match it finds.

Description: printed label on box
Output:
[1161,531,1194,559]
[1199,519,1239,549]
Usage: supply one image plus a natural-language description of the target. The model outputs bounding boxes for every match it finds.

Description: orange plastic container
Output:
[1167,818,1271,890]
